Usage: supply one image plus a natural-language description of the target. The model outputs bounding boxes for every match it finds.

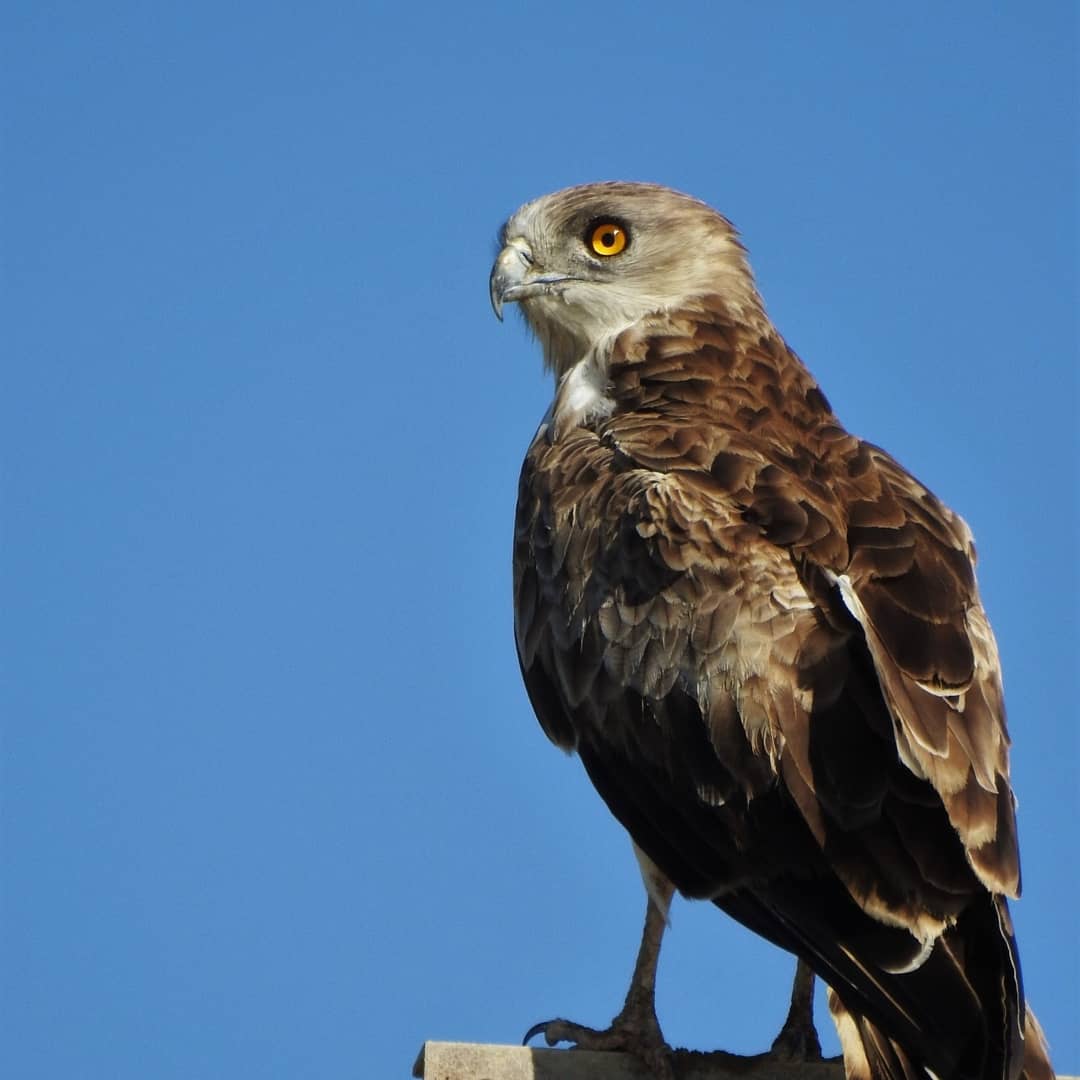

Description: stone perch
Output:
[413,1042,845,1080]
[413,1043,1076,1080]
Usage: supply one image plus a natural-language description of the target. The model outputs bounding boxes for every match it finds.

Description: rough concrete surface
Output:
[413,1042,1077,1080]
[413,1041,845,1080]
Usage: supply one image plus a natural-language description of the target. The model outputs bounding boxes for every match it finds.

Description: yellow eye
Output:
[588,222,628,257]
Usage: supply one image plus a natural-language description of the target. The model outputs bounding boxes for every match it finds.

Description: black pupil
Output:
[601,230,616,247]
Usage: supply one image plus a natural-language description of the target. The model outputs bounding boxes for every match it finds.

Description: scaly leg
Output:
[770,958,822,1060]
[526,858,676,1080]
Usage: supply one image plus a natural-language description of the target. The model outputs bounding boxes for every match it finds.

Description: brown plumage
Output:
[491,182,1053,1080]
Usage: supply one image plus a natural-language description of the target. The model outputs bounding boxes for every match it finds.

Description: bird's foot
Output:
[768,1011,822,1062]
[525,1003,675,1079]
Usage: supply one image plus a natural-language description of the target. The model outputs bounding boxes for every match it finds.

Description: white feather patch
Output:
[632,842,674,925]
[827,570,867,625]
[552,354,613,432]
[881,933,936,975]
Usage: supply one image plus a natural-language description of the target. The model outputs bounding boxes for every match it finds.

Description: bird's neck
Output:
[547,304,834,442]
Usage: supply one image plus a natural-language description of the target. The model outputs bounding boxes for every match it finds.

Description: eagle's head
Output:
[490,182,764,376]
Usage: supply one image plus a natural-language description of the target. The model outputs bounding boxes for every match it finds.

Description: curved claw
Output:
[522,1020,558,1047]
[521,1016,675,1080]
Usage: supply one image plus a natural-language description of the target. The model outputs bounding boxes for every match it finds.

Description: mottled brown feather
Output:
[505,185,1044,1080]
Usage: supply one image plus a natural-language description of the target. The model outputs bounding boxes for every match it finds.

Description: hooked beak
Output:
[489,238,573,321]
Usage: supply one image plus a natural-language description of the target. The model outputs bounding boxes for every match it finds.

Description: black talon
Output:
[523,1020,556,1046]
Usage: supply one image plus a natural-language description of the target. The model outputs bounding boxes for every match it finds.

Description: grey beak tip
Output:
[489,272,506,322]
[490,240,532,324]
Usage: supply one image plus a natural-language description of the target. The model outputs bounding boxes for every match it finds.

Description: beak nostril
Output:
[490,237,573,322]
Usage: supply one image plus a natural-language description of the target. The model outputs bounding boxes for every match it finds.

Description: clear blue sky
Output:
[3,3,1076,1077]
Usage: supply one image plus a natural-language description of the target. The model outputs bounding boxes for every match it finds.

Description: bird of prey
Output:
[490,182,1054,1080]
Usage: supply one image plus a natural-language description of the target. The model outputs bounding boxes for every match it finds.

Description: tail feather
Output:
[828,987,924,1080]
[1021,1011,1055,1080]
[719,883,1048,1080]
[829,995,1055,1080]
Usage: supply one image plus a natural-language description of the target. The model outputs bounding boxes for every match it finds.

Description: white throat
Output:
[551,350,614,434]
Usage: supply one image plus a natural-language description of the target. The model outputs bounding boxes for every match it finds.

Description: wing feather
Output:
[513,302,1030,1078]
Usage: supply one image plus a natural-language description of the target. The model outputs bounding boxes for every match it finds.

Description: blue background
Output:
[3,3,1076,1077]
